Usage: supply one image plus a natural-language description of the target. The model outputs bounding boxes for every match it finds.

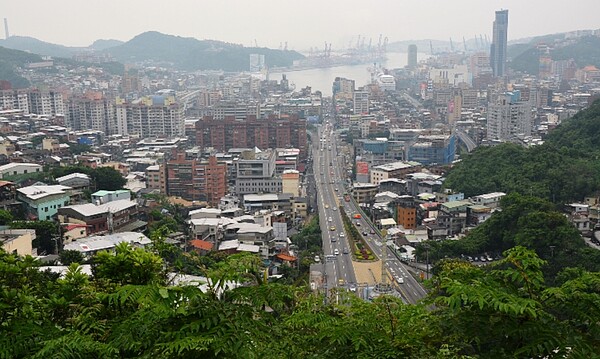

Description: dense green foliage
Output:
[0,46,41,88]
[552,36,600,68]
[10,220,60,255]
[418,193,600,284]
[288,216,321,280]
[510,36,600,74]
[445,100,600,203]
[105,31,305,71]
[1,244,600,357]
[509,47,540,75]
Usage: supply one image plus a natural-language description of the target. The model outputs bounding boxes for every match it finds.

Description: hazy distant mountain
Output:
[510,35,600,75]
[104,31,304,71]
[0,32,302,72]
[0,46,43,88]
[89,39,124,51]
[0,36,76,58]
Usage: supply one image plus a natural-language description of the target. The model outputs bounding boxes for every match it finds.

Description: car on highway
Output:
[329,226,336,231]
[338,278,345,286]
[328,217,333,222]
[343,247,349,254]
[339,232,345,237]
[369,230,375,234]
[396,276,404,284]
[325,204,329,209]
[334,249,340,255]
[356,221,361,226]
[348,283,357,292]
[314,255,320,262]
[362,231,368,236]
[332,207,337,211]
[353,214,362,219]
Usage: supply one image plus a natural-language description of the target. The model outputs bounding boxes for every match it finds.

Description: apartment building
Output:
[166,154,227,206]
[195,114,307,159]
[116,95,183,138]
[487,92,533,141]
[66,93,116,134]
[370,161,422,185]
[235,149,282,195]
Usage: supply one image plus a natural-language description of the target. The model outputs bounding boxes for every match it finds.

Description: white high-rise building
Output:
[116,95,183,138]
[66,95,116,134]
[353,90,369,115]
[487,92,532,142]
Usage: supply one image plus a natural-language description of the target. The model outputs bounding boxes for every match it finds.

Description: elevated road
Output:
[455,129,477,152]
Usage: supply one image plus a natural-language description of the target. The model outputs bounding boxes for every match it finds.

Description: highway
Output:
[455,129,477,152]
[313,123,357,292]
[313,121,428,304]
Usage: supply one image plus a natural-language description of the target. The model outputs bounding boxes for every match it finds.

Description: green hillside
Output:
[510,35,600,75]
[105,31,304,71]
[0,46,42,88]
[444,99,600,203]
[0,36,75,58]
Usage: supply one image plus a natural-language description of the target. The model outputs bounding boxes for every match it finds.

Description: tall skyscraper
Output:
[407,44,418,69]
[490,9,508,77]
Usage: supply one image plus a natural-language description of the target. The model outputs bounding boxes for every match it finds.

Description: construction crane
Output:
[284,41,288,51]
[383,37,388,52]
[378,34,383,51]
[449,37,454,52]
[254,39,258,48]
[463,37,467,52]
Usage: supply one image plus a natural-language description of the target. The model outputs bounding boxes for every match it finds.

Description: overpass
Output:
[454,129,477,152]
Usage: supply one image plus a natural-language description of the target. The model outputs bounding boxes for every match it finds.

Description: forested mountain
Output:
[444,99,600,203]
[0,32,304,73]
[104,31,304,71]
[0,36,75,58]
[509,36,600,75]
[0,46,42,88]
[2,240,600,358]
[89,39,124,51]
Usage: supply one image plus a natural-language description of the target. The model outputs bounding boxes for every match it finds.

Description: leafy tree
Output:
[10,220,60,254]
[59,249,85,265]
[91,166,127,191]
[0,209,13,225]
[91,242,165,285]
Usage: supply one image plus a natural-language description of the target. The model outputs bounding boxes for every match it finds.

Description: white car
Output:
[314,255,320,263]
[396,276,404,284]
[334,249,340,255]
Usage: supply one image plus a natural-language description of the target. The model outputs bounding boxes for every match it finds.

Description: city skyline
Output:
[2,0,600,51]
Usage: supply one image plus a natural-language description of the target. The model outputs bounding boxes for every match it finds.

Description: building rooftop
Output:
[0,162,42,172]
[92,189,131,197]
[63,232,150,253]
[373,161,421,172]
[62,199,137,217]
[472,192,506,200]
[56,172,90,183]
[18,185,71,201]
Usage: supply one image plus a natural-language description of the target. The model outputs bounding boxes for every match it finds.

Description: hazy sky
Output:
[2,0,599,50]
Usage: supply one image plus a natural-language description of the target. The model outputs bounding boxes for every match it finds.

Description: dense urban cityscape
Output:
[2,4,600,357]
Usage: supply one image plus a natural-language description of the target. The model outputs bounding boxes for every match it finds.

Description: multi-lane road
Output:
[313,123,357,292]
[312,121,428,304]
